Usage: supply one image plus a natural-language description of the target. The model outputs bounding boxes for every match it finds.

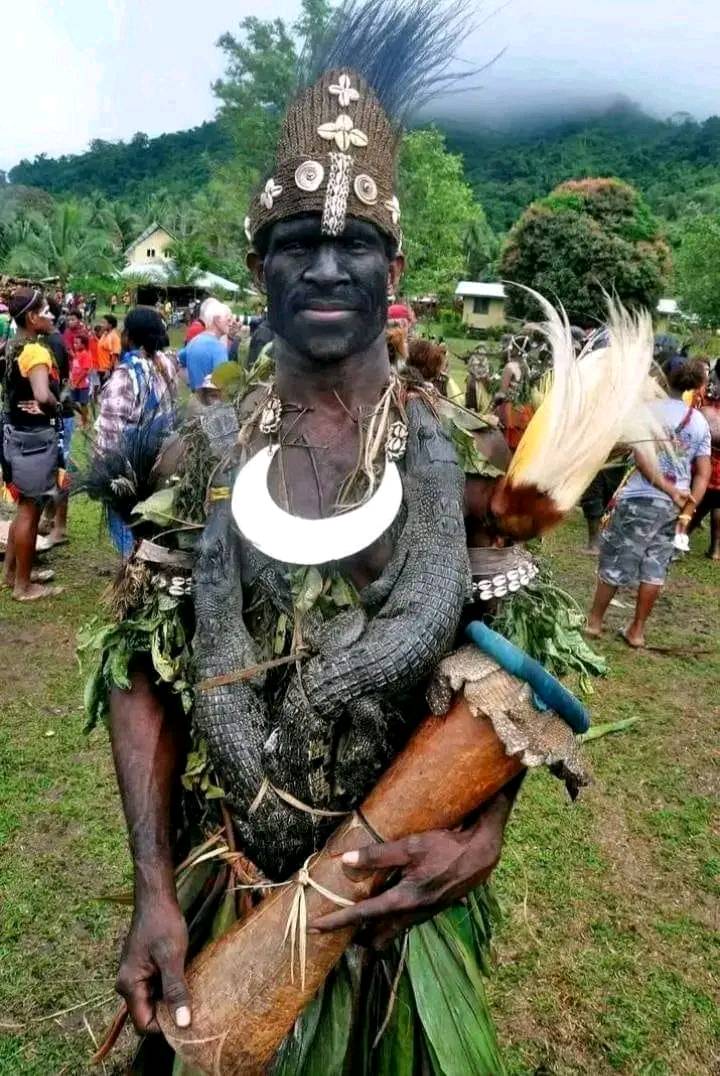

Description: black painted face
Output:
[262,215,391,362]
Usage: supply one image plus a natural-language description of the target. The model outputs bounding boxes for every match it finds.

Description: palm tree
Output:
[110,201,142,249]
[164,236,212,285]
[190,187,227,259]
[7,201,118,286]
[85,192,116,233]
[463,216,499,281]
[0,205,32,269]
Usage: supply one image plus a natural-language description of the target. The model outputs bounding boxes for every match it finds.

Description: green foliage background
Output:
[499,178,670,324]
[2,6,720,320]
[674,212,720,326]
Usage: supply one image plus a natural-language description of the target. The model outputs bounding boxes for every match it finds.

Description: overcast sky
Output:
[2,0,718,171]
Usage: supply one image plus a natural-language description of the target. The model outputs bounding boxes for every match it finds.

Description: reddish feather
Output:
[490,478,564,541]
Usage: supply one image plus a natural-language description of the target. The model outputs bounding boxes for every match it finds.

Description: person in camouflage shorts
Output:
[587,360,712,647]
[598,497,678,587]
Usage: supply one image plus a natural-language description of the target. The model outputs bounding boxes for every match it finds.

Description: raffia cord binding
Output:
[282,856,355,990]
[171,829,360,993]
[209,851,357,993]
[248,775,348,820]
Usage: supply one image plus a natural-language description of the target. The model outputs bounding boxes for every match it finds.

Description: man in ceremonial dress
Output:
[83,4,658,1070]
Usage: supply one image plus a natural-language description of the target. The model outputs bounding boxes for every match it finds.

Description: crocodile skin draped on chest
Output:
[191,397,470,880]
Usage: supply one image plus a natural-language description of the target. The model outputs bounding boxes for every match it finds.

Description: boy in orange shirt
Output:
[97,314,121,385]
[87,324,103,404]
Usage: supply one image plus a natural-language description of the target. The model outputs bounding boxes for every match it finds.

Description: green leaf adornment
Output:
[444,417,505,479]
[132,486,177,525]
[408,901,505,1076]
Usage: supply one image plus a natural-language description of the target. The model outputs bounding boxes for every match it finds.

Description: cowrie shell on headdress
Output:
[295,160,325,192]
[260,178,283,210]
[328,73,360,108]
[354,174,378,205]
[318,114,368,152]
[384,195,401,224]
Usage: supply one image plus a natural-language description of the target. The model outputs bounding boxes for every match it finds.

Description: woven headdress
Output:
[245,0,485,249]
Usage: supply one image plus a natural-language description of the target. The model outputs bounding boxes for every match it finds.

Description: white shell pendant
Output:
[232,446,404,566]
[259,393,282,435]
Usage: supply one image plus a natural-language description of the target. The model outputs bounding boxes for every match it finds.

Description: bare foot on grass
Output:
[580,545,600,557]
[619,626,645,649]
[12,583,64,602]
[3,568,55,588]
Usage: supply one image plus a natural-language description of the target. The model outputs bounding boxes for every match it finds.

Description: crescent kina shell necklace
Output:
[231,445,403,566]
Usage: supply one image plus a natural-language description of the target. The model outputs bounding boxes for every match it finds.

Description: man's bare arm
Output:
[110,669,192,1032]
[633,448,686,506]
[679,456,712,532]
[311,773,524,946]
[690,456,711,507]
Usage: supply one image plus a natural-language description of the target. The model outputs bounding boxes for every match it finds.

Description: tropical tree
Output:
[0,186,55,269]
[213,17,298,183]
[399,128,493,297]
[499,178,670,324]
[7,201,118,286]
[674,211,720,326]
[463,216,500,281]
[164,236,212,285]
[85,194,141,250]
[213,0,335,182]
[0,203,31,269]
[187,175,253,287]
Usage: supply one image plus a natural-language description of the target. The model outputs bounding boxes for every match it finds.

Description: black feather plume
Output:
[300,0,496,125]
[76,404,175,524]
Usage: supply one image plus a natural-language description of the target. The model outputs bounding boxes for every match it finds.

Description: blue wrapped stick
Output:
[464,621,590,735]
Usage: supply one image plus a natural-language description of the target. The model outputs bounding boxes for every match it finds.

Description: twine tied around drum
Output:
[282,855,356,991]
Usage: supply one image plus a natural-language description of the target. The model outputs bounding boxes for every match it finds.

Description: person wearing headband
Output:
[1,288,63,600]
[79,2,660,1066]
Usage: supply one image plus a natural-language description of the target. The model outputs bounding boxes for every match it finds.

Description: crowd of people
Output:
[0,288,268,600]
[1,282,718,629]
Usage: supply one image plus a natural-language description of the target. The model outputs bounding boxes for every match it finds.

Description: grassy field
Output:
[0,497,718,1074]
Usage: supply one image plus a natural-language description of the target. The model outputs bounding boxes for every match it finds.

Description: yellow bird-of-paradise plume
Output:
[491,291,664,540]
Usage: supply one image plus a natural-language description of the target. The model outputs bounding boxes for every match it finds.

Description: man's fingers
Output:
[340,838,417,874]
[367,908,436,950]
[310,886,412,933]
[156,952,192,1028]
[116,975,157,1034]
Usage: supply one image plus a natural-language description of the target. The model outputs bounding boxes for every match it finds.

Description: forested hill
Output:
[8,123,233,201]
[444,102,720,231]
[8,102,720,233]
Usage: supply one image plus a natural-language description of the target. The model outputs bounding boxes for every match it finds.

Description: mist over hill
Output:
[442,100,720,231]
[5,99,720,237]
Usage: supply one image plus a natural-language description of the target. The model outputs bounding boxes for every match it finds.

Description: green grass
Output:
[0,501,718,1073]
[487,515,720,1075]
